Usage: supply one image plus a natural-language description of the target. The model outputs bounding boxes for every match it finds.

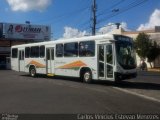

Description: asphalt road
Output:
[0,70,160,114]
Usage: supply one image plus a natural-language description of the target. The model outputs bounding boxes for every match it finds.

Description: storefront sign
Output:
[4,23,51,41]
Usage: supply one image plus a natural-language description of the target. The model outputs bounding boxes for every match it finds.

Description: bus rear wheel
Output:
[82,71,92,83]
[29,67,36,77]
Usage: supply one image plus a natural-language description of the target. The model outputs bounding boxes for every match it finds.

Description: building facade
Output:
[113,27,160,68]
[0,22,51,69]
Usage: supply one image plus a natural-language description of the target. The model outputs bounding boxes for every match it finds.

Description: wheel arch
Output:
[29,64,37,77]
[29,64,36,71]
[79,67,92,78]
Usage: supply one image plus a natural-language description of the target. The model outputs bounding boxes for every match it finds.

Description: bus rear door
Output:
[18,49,25,72]
[46,47,55,76]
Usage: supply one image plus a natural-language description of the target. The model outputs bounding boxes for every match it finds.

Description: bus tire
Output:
[82,70,92,83]
[29,66,36,77]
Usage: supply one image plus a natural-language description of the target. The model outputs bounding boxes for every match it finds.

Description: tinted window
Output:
[19,50,24,60]
[64,42,78,57]
[22,51,24,60]
[56,44,63,57]
[47,48,54,60]
[19,51,21,60]
[51,48,54,60]
[106,45,113,64]
[31,46,39,58]
[46,49,50,60]
[12,48,18,58]
[79,41,95,57]
[40,46,45,58]
[25,47,30,58]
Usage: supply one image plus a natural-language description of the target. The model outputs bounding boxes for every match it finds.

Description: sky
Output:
[0,0,160,39]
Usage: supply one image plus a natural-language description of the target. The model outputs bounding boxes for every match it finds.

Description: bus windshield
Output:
[116,41,136,69]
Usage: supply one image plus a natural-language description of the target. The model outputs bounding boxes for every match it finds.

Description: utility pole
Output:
[115,23,121,29]
[92,0,96,35]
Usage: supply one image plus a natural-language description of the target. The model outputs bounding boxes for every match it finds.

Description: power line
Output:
[49,7,90,24]
[69,2,91,28]
[97,0,125,17]
[98,0,148,23]
[77,19,91,30]
[97,0,148,27]
[35,0,149,37]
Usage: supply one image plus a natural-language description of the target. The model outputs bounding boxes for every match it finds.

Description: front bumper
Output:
[115,72,137,81]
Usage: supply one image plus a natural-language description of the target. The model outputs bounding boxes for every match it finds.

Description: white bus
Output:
[11,34,137,83]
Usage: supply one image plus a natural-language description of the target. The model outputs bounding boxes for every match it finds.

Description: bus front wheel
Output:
[83,71,92,83]
[29,67,36,77]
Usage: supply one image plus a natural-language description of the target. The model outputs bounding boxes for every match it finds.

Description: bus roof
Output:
[11,34,116,48]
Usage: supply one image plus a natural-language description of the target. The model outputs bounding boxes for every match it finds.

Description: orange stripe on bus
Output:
[28,60,46,68]
[58,60,87,69]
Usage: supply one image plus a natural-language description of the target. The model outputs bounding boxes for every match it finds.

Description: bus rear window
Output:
[12,48,18,58]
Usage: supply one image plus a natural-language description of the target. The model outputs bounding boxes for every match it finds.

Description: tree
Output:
[147,41,160,68]
[135,32,151,59]
[135,32,160,68]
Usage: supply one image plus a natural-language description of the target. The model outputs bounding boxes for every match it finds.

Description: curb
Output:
[148,68,160,72]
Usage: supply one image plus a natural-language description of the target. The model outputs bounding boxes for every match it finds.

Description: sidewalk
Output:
[148,68,160,72]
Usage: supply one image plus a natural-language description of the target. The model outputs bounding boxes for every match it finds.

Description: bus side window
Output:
[35,46,39,58]
[56,44,63,57]
[31,46,39,58]
[22,51,24,60]
[31,47,35,58]
[25,47,30,58]
[79,41,95,57]
[19,51,21,60]
[46,49,50,60]
[51,48,54,60]
[12,48,18,58]
[64,42,78,57]
[40,45,45,58]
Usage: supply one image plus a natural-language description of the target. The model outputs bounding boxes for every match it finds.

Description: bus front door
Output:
[98,44,114,81]
[18,50,25,72]
[46,47,54,76]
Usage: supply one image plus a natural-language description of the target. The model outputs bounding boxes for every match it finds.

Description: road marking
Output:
[113,87,160,103]
[43,78,160,103]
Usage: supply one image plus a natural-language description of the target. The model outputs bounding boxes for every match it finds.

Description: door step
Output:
[47,73,55,76]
